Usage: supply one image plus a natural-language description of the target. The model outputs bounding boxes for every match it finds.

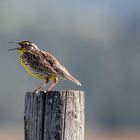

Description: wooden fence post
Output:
[24,90,85,140]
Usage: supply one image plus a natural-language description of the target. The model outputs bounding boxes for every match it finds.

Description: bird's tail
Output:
[64,73,81,86]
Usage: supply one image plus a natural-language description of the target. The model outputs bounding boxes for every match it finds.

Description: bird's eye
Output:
[25,42,29,46]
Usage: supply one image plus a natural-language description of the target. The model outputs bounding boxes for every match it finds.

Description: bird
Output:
[9,41,81,93]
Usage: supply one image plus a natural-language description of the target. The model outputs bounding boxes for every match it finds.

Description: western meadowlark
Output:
[9,41,81,93]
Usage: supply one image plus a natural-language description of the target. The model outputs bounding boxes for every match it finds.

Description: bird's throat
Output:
[18,48,27,54]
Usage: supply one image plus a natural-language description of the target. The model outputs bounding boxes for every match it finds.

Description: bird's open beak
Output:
[8,41,20,51]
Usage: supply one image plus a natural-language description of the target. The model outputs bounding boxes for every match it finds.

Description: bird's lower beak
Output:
[8,48,20,51]
[8,41,20,51]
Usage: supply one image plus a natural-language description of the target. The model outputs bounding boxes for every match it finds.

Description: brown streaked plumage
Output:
[9,41,81,93]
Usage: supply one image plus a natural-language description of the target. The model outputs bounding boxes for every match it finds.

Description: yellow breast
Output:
[20,56,56,80]
[20,56,45,80]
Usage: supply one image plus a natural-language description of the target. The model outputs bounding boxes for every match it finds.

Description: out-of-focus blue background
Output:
[1,0,140,140]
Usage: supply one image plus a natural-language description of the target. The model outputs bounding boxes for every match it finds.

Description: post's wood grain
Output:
[24,90,85,140]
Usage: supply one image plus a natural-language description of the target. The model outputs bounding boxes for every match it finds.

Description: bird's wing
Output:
[40,50,67,76]
[23,51,58,75]
[40,51,81,86]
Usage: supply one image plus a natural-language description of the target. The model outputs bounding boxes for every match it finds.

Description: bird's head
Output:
[9,41,39,54]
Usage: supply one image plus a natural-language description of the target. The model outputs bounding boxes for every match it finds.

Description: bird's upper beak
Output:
[8,42,21,51]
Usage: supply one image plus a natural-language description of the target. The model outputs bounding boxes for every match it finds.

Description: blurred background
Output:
[0,0,140,140]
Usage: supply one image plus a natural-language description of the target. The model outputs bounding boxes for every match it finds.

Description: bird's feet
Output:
[33,89,40,95]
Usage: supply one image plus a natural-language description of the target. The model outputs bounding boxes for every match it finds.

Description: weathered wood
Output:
[24,90,85,140]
